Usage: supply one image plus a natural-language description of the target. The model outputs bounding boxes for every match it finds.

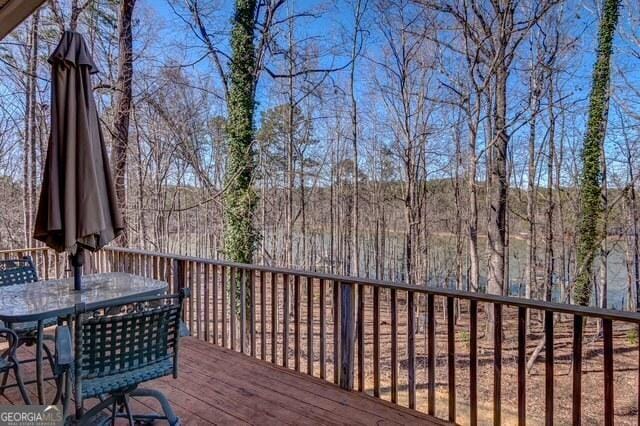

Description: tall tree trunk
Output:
[350,0,364,278]
[112,0,137,247]
[544,79,555,302]
[23,13,39,246]
[223,0,258,265]
[487,60,508,297]
[28,11,39,242]
[621,116,640,310]
[526,68,542,302]
[575,0,620,305]
[468,114,480,292]
[286,10,295,268]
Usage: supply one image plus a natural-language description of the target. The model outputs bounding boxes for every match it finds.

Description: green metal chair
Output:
[0,327,31,404]
[0,257,58,399]
[56,289,190,426]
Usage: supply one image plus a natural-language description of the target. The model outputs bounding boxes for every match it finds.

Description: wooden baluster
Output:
[320,278,327,380]
[44,250,50,280]
[294,275,301,372]
[167,256,174,293]
[573,315,583,426]
[204,264,210,343]
[189,261,196,335]
[333,280,340,385]
[260,270,266,360]
[231,267,237,351]
[307,277,314,376]
[373,286,380,398]
[470,300,478,426]
[447,296,455,422]
[357,283,365,391]
[196,262,202,340]
[408,290,416,409]
[390,288,398,403]
[603,319,614,426]
[174,259,186,322]
[272,272,278,364]
[545,310,554,425]
[339,281,355,390]
[427,293,435,416]
[222,266,228,349]
[494,303,502,426]
[283,273,290,368]
[213,265,219,345]
[241,268,247,354]
[518,307,527,426]
[111,251,117,273]
[250,269,256,357]
[152,255,158,279]
[30,250,38,275]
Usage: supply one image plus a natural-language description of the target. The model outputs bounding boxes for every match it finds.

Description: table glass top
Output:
[0,272,167,321]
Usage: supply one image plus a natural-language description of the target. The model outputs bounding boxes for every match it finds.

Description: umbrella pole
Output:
[70,247,84,291]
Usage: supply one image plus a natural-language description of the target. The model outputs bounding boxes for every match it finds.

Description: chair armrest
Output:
[55,326,73,367]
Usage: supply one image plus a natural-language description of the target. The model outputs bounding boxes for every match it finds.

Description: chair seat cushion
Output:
[0,357,10,371]
[81,358,174,399]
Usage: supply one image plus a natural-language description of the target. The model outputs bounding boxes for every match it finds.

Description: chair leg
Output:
[12,365,32,405]
[77,395,116,426]
[61,370,71,418]
[122,396,135,426]
[42,342,62,404]
[129,388,179,425]
[109,399,118,425]
[0,369,9,395]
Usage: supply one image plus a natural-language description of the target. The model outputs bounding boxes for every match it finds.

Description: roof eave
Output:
[0,0,48,40]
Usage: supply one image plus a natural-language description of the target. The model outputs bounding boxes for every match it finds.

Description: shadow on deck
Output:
[0,337,445,425]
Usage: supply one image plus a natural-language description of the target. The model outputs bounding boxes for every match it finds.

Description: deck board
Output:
[2,337,446,425]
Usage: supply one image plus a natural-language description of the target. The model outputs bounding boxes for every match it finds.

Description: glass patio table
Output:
[0,272,168,404]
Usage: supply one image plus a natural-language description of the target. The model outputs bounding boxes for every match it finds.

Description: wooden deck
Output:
[1,337,445,425]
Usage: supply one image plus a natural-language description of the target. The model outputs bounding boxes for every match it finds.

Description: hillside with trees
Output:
[1,0,640,311]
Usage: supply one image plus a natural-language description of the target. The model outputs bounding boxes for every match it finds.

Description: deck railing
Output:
[2,246,639,425]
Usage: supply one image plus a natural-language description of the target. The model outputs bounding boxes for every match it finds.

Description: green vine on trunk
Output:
[224,0,258,266]
[575,0,619,306]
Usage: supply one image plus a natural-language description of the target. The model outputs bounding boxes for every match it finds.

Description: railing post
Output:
[174,259,188,322]
[339,281,355,390]
[174,258,186,293]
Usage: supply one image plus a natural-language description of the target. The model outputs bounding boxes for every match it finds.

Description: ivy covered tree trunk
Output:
[575,0,620,306]
[224,0,258,265]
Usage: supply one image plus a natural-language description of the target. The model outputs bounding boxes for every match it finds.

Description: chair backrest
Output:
[75,292,186,380]
[0,257,38,287]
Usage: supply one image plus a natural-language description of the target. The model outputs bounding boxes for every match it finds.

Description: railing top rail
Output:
[6,246,640,324]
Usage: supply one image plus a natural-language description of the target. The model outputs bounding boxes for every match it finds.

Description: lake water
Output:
[263,231,633,311]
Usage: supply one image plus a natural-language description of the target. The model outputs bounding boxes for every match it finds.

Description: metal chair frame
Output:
[56,289,190,426]
[0,327,32,404]
[0,256,58,402]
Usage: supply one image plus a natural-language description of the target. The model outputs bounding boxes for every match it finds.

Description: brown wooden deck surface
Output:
[1,337,445,425]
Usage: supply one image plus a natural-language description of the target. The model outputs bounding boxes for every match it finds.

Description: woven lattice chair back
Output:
[0,257,38,287]
[78,303,181,381]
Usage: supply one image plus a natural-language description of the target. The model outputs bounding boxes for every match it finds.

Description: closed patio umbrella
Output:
[34,31,123,290]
